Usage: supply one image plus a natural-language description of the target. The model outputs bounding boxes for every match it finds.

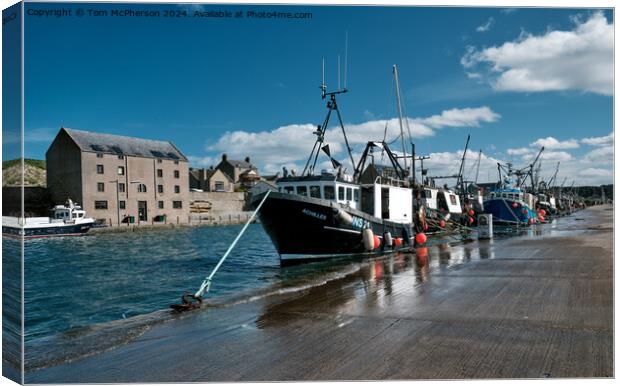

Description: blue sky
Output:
[14,3,614,185]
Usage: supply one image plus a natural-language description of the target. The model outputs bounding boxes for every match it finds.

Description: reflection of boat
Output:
[2,199,95,238]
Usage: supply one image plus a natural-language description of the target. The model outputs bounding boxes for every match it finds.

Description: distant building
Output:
[189,167,234,192]
[46,127,190,226]
[215,154,260,190]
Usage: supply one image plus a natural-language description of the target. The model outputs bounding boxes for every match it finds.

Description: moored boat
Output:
[483,187,537,225]
[252,66,421,264]
[2,199,95,238]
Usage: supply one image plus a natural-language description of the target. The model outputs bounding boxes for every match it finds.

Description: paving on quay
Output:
[28,205,613,383]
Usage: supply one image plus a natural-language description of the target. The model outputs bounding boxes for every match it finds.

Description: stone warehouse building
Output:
[46,127,190,226]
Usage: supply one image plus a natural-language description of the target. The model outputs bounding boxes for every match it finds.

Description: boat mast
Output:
[393,65,409,179]
[303,56,356,177]
[456,135,470,194]
[474,149,482,184]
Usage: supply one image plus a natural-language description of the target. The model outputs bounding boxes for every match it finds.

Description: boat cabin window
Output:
[284,186,294,194]
[338,186,345,200]
[449,194,457,205]
[55,210,69,219]
[346,187,353,201]
[424,189,432,199]
[296,186,307,196]
[310,186,321,198]
[353,188,360,202]
[324,186,335,200]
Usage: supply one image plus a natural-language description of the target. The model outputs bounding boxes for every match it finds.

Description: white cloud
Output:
[583,145,613,163]
[506,147,532,156]
[529,136,579,150]
[186,155,220,168]
[502,132,613,185]
[537,151,573,162]
[421,149,503,184]
[461,12,613,95]
[417,106,500,129]
[190,107,500,174]
[581,132,613,146]
[476,17,495,33]
[205,123,335,173]
[578,168,612,178]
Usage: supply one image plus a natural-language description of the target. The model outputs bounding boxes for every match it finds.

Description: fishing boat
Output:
[251,66,421,264]
[2,199,95,238]
[483,186,538,225]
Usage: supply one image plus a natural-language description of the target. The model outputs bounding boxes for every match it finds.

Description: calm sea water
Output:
[16,224,371,344]
[18,224,285,342]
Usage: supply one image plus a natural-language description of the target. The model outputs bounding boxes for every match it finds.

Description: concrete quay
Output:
[28,205,613,382]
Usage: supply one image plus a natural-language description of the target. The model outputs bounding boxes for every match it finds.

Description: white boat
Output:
[2,199,95,238]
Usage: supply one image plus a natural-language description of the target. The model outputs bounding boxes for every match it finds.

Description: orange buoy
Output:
[394,237,402,247]
[512,202,518,208]
[468,209,475,216]
[415,232,427,245]
[468,216,474,224]
[439,219,446,228]
[373,234,381,250]
[539,209,546,216]
[528,218,534,225]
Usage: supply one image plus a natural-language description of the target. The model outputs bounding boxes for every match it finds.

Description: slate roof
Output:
[227,159,253,169]
[62,127,187,161]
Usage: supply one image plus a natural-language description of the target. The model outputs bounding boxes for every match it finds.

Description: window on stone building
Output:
[95,201,108,209]
[97,165,104,174]
[97,182,104,192]
[174,170,180,178]
[174,185,180,194]
[138,184,147,193]
[118,166,125,175]
[158,185,164,193]
[173,201,182,209]
[119,183,125,193]
[157,169,163,178]
[119,201,126,210]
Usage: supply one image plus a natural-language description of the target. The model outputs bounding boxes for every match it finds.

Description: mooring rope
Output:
[194,189,272,298]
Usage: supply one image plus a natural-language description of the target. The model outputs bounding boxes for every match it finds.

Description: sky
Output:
[11,3,615,186]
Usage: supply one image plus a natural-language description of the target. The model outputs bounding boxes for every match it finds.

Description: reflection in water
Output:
[257,238,501,329]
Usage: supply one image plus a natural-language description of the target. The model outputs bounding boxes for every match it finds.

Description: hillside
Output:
[2,159,46,187]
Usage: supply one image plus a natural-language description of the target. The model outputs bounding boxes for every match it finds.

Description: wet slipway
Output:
[26,205,613,382]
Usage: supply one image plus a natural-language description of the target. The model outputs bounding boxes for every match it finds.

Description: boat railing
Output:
[374,175,408,187]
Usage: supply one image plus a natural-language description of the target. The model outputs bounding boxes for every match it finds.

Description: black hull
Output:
[252,191,414,263]
[2,222,93,238]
